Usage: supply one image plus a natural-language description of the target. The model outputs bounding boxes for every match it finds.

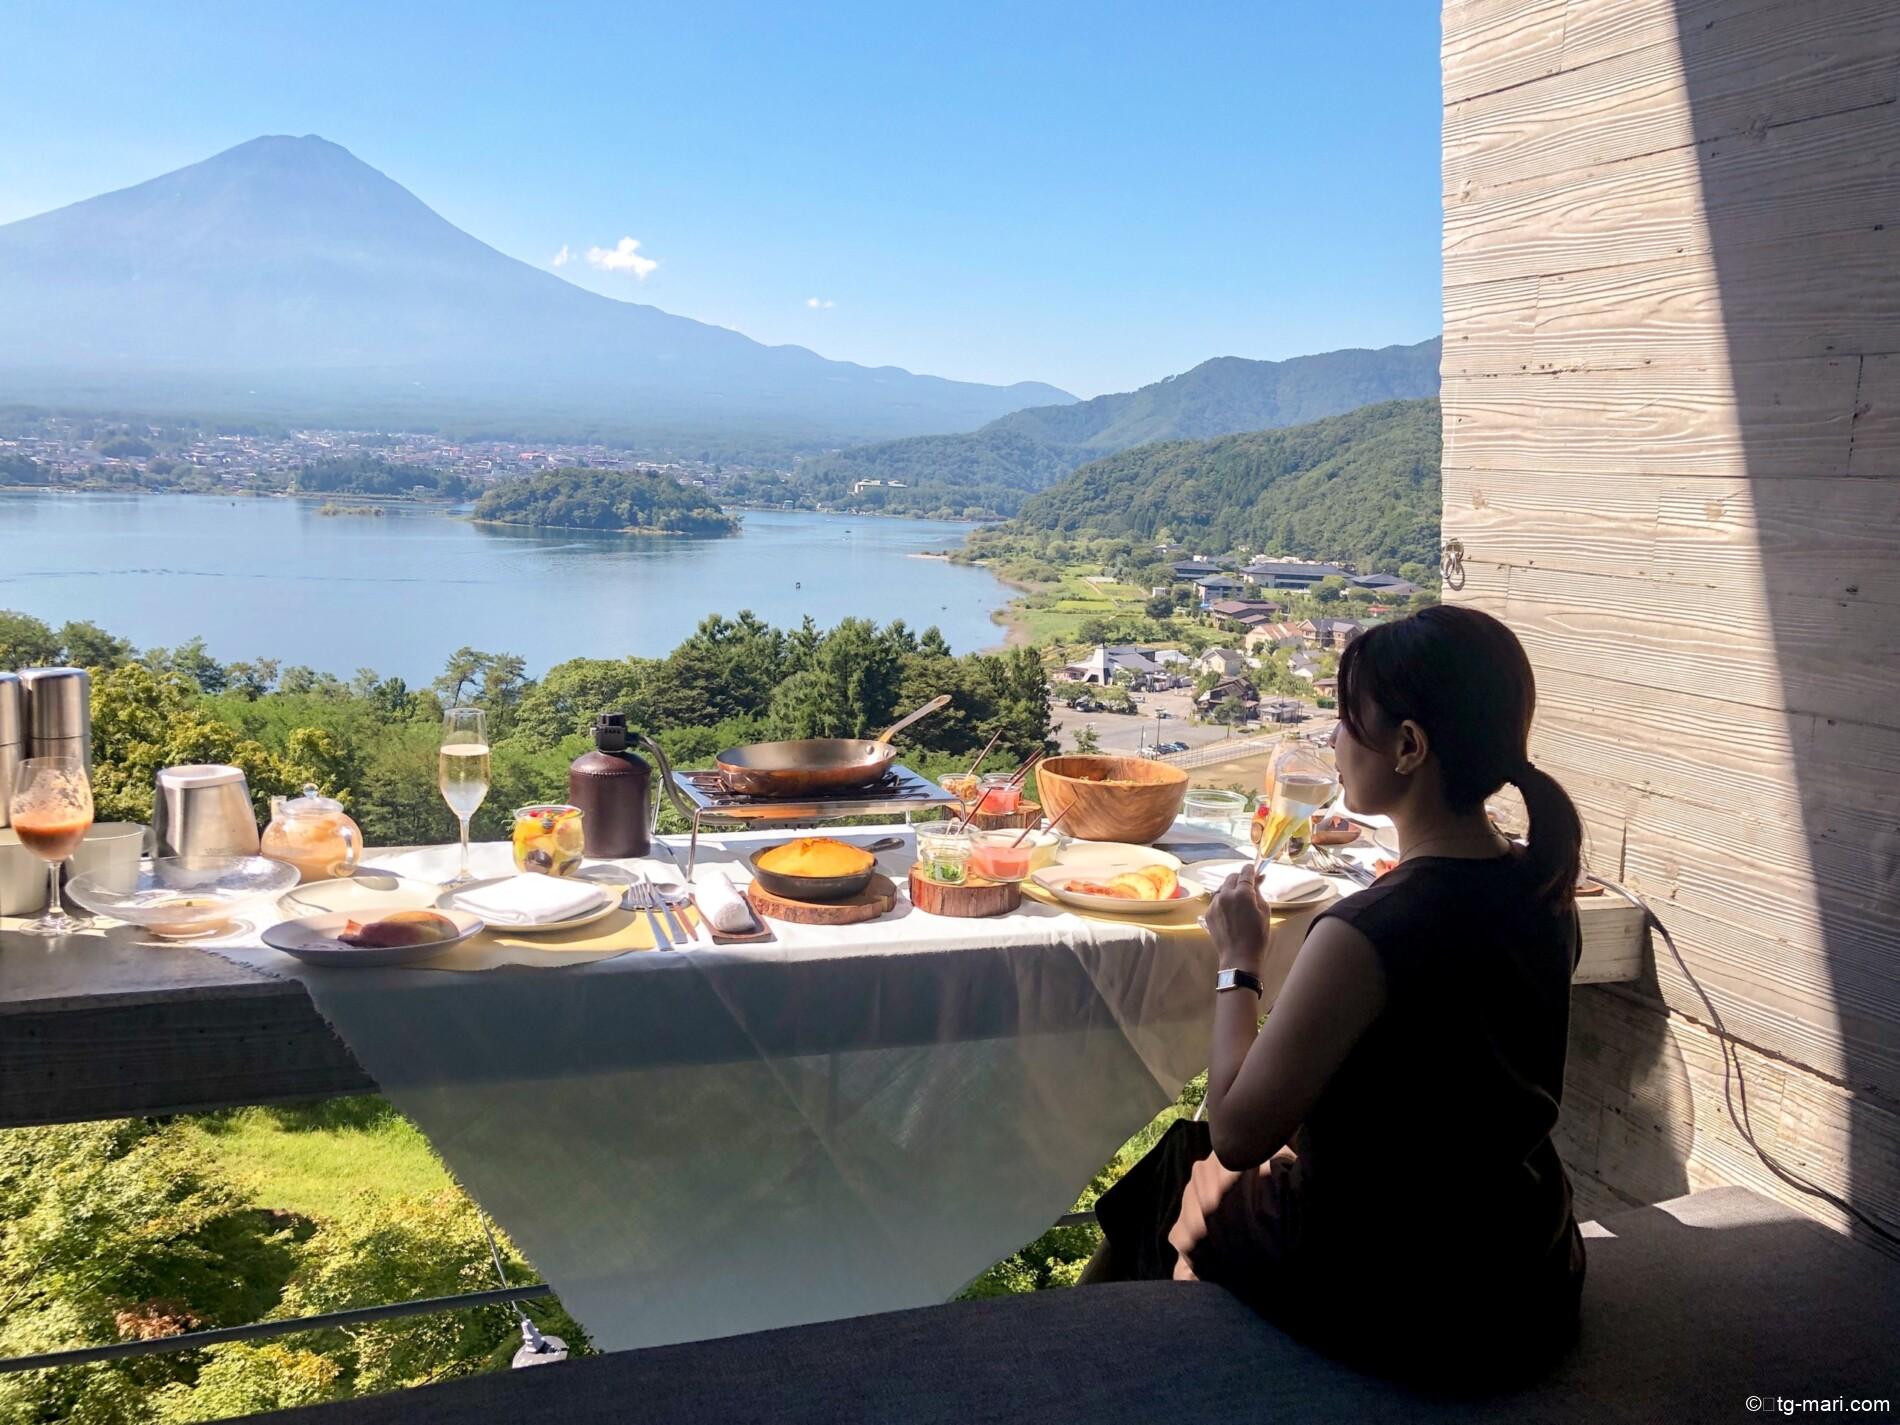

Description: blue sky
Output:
[2,1,1442,398]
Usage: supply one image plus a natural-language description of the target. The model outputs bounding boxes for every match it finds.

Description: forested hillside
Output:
[471,467,737,535]
[795,338,1440,517]
[1013,398,1441,571]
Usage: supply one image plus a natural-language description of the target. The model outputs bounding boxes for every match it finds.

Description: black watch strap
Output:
[1216,968,1264,998]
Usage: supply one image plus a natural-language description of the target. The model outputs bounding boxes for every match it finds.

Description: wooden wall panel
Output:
[1445,1,1900,196]
[1445,104,1900,290]
[1443,0,1900,1237]
[1442,360,1860,478]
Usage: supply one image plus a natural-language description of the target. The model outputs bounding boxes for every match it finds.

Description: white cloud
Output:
[586,237,658,279]
[551,244,572,268]
[805,297,836,309]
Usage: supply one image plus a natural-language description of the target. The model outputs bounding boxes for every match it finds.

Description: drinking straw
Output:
[965,728,1003,778]
[1012,797,1076,847]
[956,788,995,831]
[1007,749,1045,787]
[960,748,1046,830]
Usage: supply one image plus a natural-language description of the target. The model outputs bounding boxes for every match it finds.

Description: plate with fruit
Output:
[263,908,483,966]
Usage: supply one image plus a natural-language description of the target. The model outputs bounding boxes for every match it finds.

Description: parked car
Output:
[1159,740,1189,755]
[1155,709,1173,720]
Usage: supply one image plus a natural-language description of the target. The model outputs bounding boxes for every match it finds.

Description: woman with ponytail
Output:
[1088,606,1588,1385]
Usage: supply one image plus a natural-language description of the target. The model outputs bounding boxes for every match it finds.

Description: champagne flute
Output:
[438,708,491,888]
[8,755,94,936]
[1253,745,1338,873]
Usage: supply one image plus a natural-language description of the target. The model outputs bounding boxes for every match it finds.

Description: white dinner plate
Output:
[1031,866,1208,916]
[278,872,441,919]
[435,877,619,935]
[262,909,485,966]
[1188,859,1338,909]
[1051,842,1185,876]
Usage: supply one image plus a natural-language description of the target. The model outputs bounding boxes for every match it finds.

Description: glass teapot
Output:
[261,783,362,884]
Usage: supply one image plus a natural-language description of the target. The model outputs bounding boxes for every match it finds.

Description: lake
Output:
[0,492,1010,681]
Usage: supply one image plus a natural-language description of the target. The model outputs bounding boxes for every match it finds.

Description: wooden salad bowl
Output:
[1033,755,1189,846]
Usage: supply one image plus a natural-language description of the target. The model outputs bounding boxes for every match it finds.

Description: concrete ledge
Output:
[254,1187,1897,1425]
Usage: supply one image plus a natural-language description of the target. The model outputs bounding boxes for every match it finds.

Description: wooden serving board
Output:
[745,873,897,926]
[908,865,1022,918]
[969,800,1042,831]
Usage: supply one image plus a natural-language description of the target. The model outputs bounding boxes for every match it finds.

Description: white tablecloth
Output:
[204,829,1223,1352]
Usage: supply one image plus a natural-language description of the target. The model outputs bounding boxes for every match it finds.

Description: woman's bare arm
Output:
[1204,909,1388,1171]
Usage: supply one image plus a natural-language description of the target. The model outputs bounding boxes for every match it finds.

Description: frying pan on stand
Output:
[714,695,951,798]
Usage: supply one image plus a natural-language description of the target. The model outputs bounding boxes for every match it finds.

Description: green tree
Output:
[511,657,657,750]
[88,663,319,823]
[0,1121,303,1425]
[646,613,788,728]
[0,610,61,668]
[1312,576,1345,605]
[768,618,902,740]
[1071,724,1102,754]
[58,620,135,670]
[226,658,283,700]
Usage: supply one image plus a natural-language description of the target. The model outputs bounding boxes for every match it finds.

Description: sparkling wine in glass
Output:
[1253,771,1338,870]
[8,755,94,936]
[438,708,491,888]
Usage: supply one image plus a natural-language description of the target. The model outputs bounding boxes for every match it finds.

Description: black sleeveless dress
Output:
[1094,853,1586,1384]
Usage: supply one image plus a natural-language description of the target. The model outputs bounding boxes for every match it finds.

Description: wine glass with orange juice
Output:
[8,755,94,936]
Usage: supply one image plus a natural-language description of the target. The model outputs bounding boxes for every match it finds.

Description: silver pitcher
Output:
[154,764,261,859]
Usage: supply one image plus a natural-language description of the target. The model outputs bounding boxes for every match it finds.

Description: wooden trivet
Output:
[745,873,898,925]
[908,865,1023,918]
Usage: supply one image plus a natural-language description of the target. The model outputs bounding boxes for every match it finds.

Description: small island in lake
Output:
[471,466,739,536]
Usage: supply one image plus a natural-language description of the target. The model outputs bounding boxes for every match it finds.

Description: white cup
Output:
[1,822,152,918]
[70,822,154,890]
[0,831,40,918]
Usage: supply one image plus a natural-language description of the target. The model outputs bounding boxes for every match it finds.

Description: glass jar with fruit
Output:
[512,804,586,876]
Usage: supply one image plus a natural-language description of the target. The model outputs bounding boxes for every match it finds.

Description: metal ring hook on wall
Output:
[1441,538,1467,591]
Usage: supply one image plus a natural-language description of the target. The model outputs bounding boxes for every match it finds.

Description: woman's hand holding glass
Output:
[1206,862,1271,974]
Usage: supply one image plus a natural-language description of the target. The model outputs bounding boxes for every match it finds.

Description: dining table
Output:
[0,823,1646,1353]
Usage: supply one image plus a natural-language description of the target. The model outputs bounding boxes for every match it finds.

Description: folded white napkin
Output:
[454,875,608,926]
[693,871,756,934]
[1257,862,1327,902]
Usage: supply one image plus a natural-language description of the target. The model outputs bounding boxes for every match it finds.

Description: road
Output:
[1048,688,1224,756]
[1048,686,1333,761]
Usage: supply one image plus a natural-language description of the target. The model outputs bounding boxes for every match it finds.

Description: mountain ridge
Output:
[0,135,1072,455]
[794,337,1440,516]
[1010,397,1442,571]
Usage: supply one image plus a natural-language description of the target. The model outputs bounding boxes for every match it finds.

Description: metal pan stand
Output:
[661,765,958,874]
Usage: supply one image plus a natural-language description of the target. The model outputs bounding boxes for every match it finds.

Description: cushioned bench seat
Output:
[257,1187,1898,1424]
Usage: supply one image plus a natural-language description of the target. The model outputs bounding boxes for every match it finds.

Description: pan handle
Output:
[877,693,951,745]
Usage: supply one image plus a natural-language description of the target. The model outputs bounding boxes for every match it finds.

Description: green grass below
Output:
[178,1099,458,1220]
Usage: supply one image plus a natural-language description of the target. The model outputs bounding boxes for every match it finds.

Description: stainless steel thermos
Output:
[0,672,21,828]
[17,666,93,772]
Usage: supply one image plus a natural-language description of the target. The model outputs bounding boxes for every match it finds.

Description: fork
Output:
[1313,847,1375,887]
[622,878,671,949]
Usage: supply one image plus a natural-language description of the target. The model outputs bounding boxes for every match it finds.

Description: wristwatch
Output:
[1215,968,1263,998]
